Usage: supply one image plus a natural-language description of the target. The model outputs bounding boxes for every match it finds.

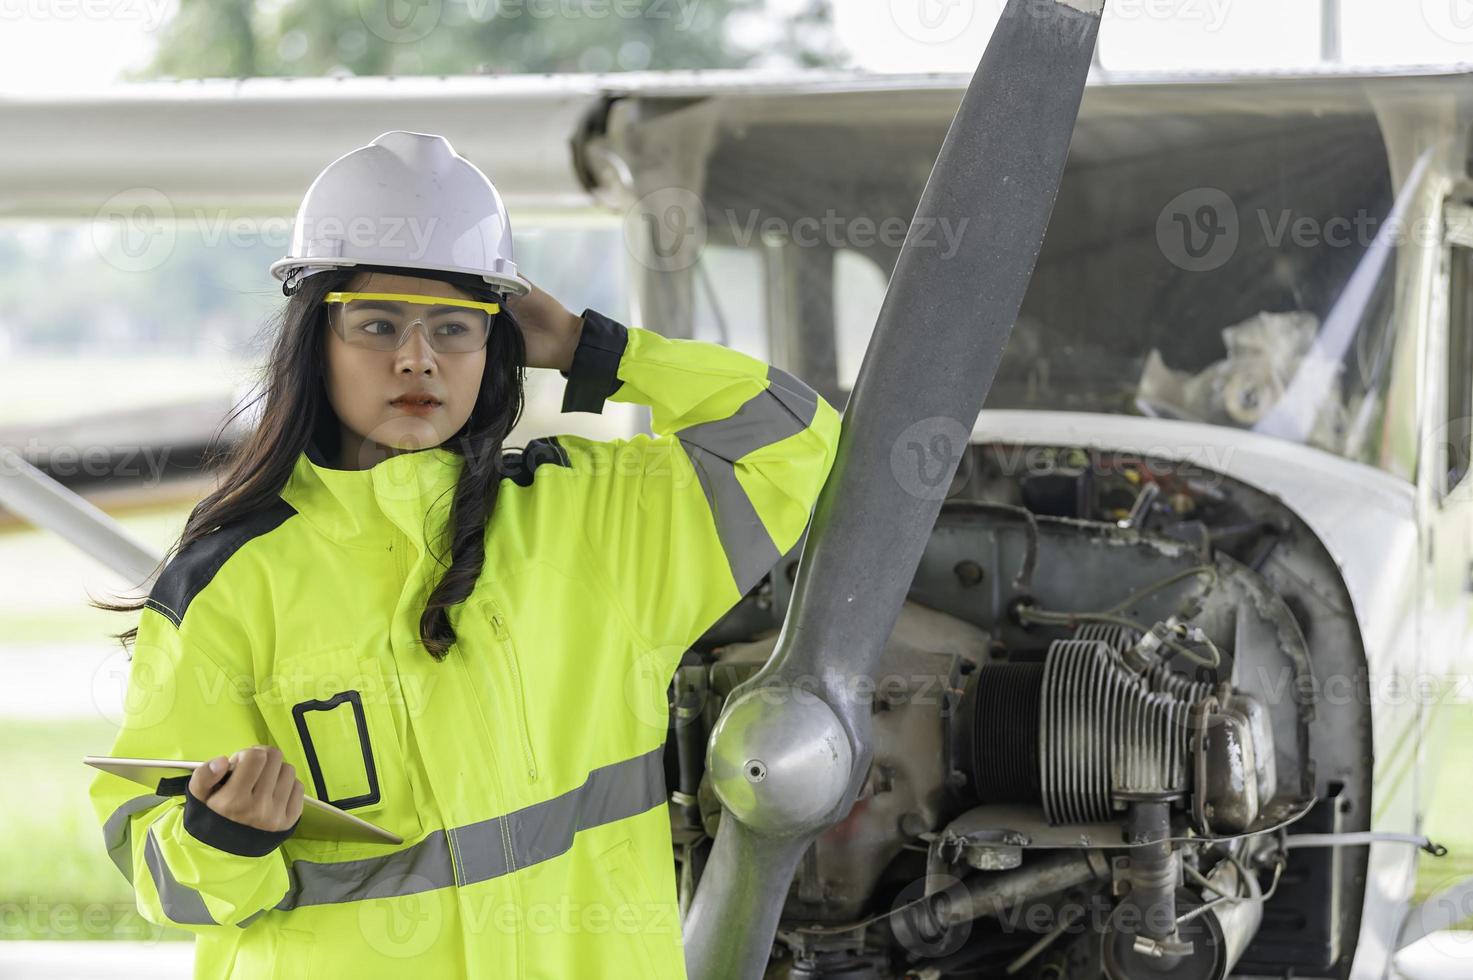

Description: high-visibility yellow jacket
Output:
[88,309,841,979]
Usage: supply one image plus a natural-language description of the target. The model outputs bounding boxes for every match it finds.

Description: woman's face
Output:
[322,271,488,466]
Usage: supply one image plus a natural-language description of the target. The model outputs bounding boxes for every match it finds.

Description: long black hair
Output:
[93,264,527,661]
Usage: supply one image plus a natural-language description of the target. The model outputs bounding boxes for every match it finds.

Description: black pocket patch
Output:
[291,689,381,810]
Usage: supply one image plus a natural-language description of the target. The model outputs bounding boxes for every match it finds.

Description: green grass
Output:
[0,716,189,941]
[0,499,196,649]
[1413,700,1473,928]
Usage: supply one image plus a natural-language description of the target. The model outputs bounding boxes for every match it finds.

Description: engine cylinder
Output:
[969,661,1044,803]
[966,639,1199,823]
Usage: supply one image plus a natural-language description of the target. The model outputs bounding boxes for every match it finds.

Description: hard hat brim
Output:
[269,256,532,298]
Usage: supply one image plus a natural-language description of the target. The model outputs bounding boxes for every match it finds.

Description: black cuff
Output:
[182,782,300,857]
[560,308,629,414]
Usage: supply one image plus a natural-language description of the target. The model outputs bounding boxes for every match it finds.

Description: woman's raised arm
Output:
[552,310,842,671]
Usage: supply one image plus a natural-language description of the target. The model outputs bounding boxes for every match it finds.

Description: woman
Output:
[89,131,841,979]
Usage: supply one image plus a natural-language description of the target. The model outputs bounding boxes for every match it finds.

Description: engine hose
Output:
[891,850,1112,947]
[671,670,705,829]
[1126,800,1181,945]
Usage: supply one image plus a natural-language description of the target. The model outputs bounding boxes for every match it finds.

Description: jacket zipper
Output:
[389,528,408,581]
[489,604,540,782]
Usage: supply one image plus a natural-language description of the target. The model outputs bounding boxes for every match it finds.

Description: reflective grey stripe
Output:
[677,364,821,593]
[677,364,817,462]
[103,792,170,884]
[472,741,663,882]
[107,795,259,925]
[106,794,267,930]
[271,744,665,913]
[682,444,782,594]
[108,747,664,926]
[275,827,456,911]
[766,365,822,429]
[144,824,217,925]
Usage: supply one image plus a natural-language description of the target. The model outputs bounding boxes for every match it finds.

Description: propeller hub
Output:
[706,686,853,835]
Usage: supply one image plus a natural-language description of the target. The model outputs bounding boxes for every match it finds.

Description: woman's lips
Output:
[390,399,442,416]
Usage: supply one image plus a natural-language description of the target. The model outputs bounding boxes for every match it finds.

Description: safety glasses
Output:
[323,291,501,353]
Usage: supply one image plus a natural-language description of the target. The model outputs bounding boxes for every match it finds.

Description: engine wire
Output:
[1177,851,1286,926]
[1258,855,1287,902]
[1182,863,1238,901]
[1015,563,1224,669]
[1284,831,1447,855]
[788,888,940,937]
[1004,901,1086,975]
[996,796,1320,852]
[793,800,1317,942]
[1099,565,1219,616]
[1016,607,1223,669]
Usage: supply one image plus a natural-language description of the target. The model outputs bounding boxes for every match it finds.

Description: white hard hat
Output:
[269,130,532,297]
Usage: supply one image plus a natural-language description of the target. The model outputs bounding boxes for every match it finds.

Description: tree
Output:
[131,0,846,80]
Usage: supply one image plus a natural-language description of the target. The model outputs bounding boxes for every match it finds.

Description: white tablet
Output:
[84,755,403,845]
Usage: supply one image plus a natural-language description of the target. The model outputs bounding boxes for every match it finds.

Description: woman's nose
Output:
[394,322,438,368]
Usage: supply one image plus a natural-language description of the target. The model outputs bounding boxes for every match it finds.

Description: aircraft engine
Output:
[671,444,1365,979]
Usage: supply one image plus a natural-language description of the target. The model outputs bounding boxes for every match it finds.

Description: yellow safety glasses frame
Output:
[323,291,502,353]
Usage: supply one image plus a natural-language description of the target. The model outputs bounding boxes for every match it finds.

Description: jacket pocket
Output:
[228,924,315,980]
[253,651,423,843]
[290,688,378,809]
[594,836,680,977]
[471,596,540,784]
[274,925,316,980]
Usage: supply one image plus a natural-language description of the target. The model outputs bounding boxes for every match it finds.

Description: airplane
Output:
[2,2,1471,976]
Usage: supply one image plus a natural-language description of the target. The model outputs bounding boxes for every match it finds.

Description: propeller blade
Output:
[684,3,1106,978]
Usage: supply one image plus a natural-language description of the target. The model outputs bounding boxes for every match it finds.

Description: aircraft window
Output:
[985,112,1404,475]
[691,244,769,360]
[1444,242,1473,493]
[823,112,1409,477]
[834,248,886,389]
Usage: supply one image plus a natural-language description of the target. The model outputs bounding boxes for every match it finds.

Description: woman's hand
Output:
[503,279,583,372]
[189,745,305,833]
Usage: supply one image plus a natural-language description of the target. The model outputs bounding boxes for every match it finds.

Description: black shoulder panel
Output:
[500,436,572,488]
[144,499,298,628]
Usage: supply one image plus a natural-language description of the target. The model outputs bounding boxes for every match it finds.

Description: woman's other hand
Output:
[503,279,584,372]
[189,745,305,833]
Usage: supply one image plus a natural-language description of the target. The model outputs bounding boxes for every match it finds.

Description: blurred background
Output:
[2,0,1472,976]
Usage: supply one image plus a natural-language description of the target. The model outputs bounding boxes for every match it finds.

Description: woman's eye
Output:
[434,322,469,336]
[359,320,396,336]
